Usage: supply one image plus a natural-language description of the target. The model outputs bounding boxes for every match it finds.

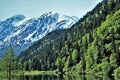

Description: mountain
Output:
[18,0,120,75]
[0,21,2,24]
[0,12,78,55]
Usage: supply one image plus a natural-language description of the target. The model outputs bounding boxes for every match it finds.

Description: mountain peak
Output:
[5,14,26,22]
[45,11,57,15]
[11,14,25,20]
[0,12,78,55]
[0,21,2,24]
[40,11,59,18]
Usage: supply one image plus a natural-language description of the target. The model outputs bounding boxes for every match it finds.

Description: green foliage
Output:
[55,58,63,71]
[72,61,84,74]
[114,67,120,76]
[110,53,117,68]
[63,56,72,72]
[2,46,16,79]
[72,49,78,64]
[0,46,25,79]
[100,58,111,74]
[17,0,120,75]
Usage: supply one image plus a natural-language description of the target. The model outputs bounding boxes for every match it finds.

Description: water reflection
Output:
[20,74,64,80]
[1,74,120,80]
[19,74,120,80]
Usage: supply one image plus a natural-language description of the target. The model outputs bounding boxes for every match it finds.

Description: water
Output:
[21,75,64,80]
[18,74,120,80]
[1,74,120,80]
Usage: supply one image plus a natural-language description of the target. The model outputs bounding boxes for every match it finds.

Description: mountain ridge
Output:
[18,0,120,75]
[0,12,78,55]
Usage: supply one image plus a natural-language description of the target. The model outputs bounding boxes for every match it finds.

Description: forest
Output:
[0,0,120,79]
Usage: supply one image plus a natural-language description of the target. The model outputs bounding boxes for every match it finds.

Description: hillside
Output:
[18,0,120,75]
[0,12,78,55]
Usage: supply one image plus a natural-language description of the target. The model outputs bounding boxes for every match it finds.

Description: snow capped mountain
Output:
[0,12,79,55]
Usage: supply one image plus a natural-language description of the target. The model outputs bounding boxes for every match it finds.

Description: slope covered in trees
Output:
[0,46,24,79]
[18,0,120,75]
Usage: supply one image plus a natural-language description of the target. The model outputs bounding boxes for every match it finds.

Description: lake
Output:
[1,74,120,80]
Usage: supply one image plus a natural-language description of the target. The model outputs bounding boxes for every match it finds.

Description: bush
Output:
[114,67,120,76]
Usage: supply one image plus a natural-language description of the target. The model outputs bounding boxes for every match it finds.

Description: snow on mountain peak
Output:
[43,11,57,16]
[13,17,31,26]
[0,12,79,55]
[11,14,25,20]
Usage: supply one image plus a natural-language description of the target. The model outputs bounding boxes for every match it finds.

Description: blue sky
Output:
[0,0,102,21]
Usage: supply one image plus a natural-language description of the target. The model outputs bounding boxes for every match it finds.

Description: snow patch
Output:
[13,18,31,26]
[0,12,78,55]
[25,31,37,41]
